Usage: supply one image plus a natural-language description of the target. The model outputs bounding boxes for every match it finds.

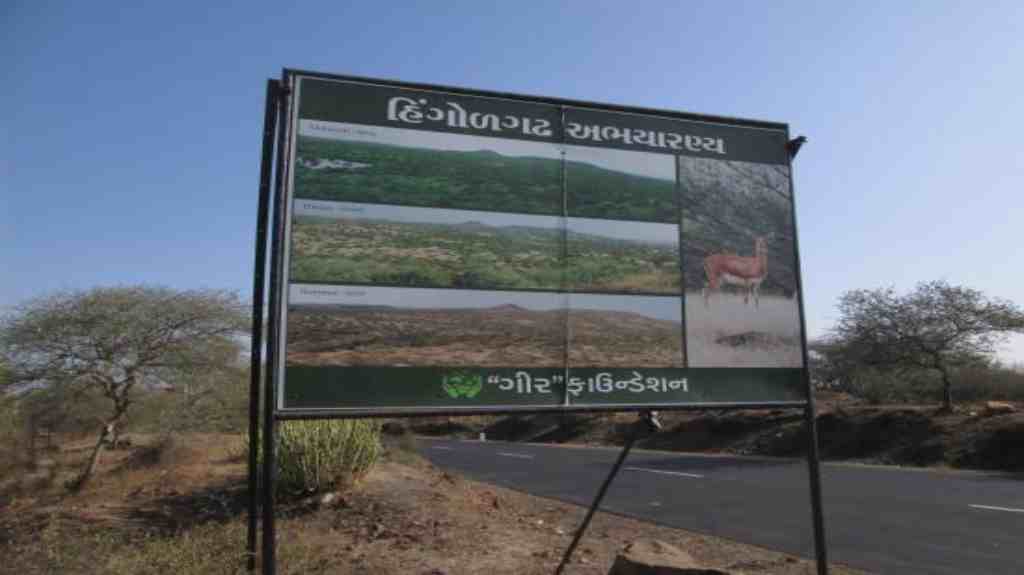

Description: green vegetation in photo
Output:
[296,136,680,221]
[567,231,680,294]
[291,215,680,293]
[295,136,562,215]
[289,215,565,290]
[566,159,677,223]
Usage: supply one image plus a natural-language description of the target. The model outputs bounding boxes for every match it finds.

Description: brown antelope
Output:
[702,236,768,307]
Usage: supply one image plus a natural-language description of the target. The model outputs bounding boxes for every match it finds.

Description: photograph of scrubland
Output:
[567,293,684,367]
[293,123,563,214]
[286,287,567,367]
[289,203,681,293]
[566,217,680,294]
[288,204,564,290]
[565,144,677,222]
[678,156,803,367]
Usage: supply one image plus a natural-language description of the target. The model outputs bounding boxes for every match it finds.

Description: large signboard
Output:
[274,72,808,414]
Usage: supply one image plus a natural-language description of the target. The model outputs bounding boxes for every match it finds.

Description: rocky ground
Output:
[410,393,1024,472]
[287,304,683,368]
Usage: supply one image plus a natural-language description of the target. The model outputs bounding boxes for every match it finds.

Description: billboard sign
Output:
[274,72,808,414]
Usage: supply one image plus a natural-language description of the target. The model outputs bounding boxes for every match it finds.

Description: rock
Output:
[985,401,1016,415]
[320,492,339,506]
[609,539,733,575]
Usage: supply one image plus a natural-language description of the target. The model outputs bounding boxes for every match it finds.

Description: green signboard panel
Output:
[276,72,808,414]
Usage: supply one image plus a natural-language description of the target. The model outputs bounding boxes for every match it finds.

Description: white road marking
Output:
[969,504,1024,514]
[498,452,535,459]
[431,446,455,451]
[625,467,703,479]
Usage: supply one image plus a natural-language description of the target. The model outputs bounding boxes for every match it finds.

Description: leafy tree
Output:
[828,280,1024,411]
[0,286,248,489]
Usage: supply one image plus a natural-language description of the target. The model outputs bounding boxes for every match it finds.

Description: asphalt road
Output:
[419,437,1024,574]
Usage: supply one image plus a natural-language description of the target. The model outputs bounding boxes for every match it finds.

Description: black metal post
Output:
[803,377,828,575]
[554,412,660,575]
[261,75,292,575]
[786,135,828,575]
[246,79,278,572]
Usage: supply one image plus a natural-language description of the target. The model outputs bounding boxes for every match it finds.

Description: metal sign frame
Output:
[247,69,829,574]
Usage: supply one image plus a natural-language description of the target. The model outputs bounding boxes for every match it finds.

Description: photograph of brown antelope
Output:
[679,156,804,368]
[702,235,771,307]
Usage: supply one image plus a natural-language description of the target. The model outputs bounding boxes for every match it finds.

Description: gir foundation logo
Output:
[442,372,482,399]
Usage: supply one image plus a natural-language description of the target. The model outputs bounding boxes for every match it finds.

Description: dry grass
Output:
[0,431,869,575]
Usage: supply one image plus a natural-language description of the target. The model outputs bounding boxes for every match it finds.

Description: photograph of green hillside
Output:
[294,124,563,215]
[286,287,567,368]
[568,294,683,367]
[678,157,803,368]
[289,204,564,290]
[565,145,677,223]
[566,218,680,294]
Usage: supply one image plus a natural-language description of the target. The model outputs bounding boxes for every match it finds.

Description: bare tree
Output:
[829,280,1024,411]
[0,286,248,489]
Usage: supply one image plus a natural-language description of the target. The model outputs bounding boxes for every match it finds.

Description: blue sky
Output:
[4,1,1023,361]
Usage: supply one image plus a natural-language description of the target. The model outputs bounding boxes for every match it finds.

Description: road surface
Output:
[419,437,1024,574]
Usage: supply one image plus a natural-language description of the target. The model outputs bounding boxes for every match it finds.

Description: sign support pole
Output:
[786,135,829,575]
[247,79,279,572]
[554,411,660,575]
[803,374,829,574]
[260,74,292,575]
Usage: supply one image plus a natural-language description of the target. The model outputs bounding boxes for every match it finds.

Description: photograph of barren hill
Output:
[286,287,567,367]
[568,293,684,367]
[286,287,685,369]
[289,204,564,290]
[294,125,563,215]
[565,144,677,223]
[678,156,803,368]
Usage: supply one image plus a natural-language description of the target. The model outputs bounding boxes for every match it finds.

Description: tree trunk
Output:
[71,406,126,491]
[938,366,953,412]
[110,420,121,450]
[25,414,38,471]
[71,423,111,491]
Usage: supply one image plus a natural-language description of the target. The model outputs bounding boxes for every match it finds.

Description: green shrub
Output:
[271,419,381,496]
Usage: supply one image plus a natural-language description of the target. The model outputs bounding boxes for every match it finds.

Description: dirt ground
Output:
[0,432,866,574]
[684,294,803,368]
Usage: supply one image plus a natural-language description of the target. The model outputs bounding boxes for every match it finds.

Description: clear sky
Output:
[4,1,1023,361]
